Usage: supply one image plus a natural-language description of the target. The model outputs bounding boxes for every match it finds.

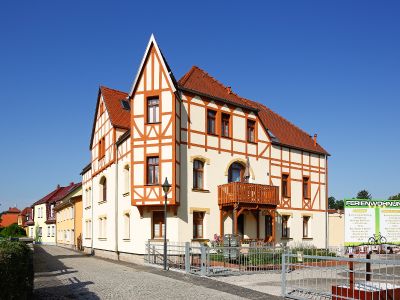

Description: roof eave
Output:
[271,141,330,156]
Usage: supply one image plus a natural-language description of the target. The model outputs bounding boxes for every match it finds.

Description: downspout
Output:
[91,177,94,255]
[115,144,119,259]
[325,155,329,249]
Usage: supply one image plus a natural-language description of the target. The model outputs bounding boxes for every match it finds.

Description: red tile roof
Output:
[100,86,130,129]
[7,207,21,214]
[178,66,329,155]
[32,183,82,207]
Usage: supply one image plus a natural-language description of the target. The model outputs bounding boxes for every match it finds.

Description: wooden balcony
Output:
[218,182,279,207]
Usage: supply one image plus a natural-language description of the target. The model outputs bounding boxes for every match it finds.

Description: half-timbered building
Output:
[82,35,329,257]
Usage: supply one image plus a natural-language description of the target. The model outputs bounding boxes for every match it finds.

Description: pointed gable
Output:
[89,86,129,149]
[178,66,329,155]
[129,34,177,97]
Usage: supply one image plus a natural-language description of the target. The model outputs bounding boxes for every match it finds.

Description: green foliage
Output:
[328,196,336,209]
[34,225,41,243]
[0,240,33,299]
[328,196,344,210]
[356,190,372,199]
[389,193,400,200]
[335,200,344,210]
[0,224,27,238]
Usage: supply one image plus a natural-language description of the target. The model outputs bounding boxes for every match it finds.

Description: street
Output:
[33,245,280,299]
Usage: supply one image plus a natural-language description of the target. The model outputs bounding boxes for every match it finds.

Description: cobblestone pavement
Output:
[33,245,281,299]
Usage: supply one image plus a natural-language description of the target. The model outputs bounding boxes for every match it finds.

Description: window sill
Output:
[85,238,92,240]
[85,206,92,210]
[123,192,130,197]
[281,237,293,240]
[302,237,313,240]
[146,121,161,125]
[122,239,131,242]
[192,238,209,242]
[192,189,210,193]
[149,238,169,242]
[247,140,257,145]
[145,183,160,187]
[98,200,107,205]
[98,238,107,241]
[207,132,218,137]
[221,135,232,140]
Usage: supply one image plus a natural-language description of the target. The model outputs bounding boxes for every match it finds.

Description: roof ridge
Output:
[100,85,128,95]
[185,66,257,108]
[178,66,198,86]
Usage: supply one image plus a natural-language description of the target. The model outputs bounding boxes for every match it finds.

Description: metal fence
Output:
[282,252,400,299]
[145,241,289,276]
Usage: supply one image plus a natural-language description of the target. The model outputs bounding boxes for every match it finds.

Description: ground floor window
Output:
[124,213,130,240]
[265,215,273,238]
[99,217,107,239]
[152,211,164,238]
[47,226,50,237]
[38,227,42,237]
[303,216,310,238]
[193,212,204,239]
[282,215,290,238]
[51,225,55,237]
[86,220,92,239]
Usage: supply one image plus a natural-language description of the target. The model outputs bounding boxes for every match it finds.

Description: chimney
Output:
[226,86,232,94]
[313,134,318,146]
[56,184,60,189]
[70,182,74,186]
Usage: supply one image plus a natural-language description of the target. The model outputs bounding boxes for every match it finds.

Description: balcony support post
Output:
[219,208,224,237]
[252,211,260,240]
[233,205,238,236]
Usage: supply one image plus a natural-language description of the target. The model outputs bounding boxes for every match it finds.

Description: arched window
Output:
[228,162,245,183]
[193,160,204,190]
[124,165,130,194]
[100,177,107,202]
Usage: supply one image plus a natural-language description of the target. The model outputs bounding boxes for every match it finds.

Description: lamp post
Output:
[162,177,171,271]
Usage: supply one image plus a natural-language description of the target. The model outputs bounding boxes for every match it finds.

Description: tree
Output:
[328,196,336,209]
[0,224,26,238]
[336,200,344,210]
[356,190,371,200]
[389,193,400,200]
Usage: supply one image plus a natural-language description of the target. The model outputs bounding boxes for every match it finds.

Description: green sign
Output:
[344,199,400,246]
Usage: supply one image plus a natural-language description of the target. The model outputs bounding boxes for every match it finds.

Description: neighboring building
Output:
[82,35,329,257]
[54,183,83,249]
[0,207,21,227]
[18,207,33,235]
[31,183,80,244]
[328,209,345,247]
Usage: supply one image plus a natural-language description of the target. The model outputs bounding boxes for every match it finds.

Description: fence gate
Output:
[282,252,400,299]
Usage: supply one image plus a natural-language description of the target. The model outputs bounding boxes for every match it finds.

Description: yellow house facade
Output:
[55,184,83,249]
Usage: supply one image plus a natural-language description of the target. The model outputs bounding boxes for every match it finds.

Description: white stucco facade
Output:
[81,36,329,256]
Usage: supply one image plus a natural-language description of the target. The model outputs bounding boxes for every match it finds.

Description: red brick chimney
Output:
[313,134,318,146]
[226,86,232,94]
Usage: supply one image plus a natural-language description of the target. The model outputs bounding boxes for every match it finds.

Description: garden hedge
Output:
[0,240,33,299]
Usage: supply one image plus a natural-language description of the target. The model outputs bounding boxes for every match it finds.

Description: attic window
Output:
[121,100,130,111]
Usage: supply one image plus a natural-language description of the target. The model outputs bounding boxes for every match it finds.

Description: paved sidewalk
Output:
[33,245,281,299]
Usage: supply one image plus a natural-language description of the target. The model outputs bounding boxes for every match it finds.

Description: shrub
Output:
[0,240,33,299]
[0,224,27,238]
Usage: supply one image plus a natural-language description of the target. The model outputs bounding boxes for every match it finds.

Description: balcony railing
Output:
[218,182,279,207]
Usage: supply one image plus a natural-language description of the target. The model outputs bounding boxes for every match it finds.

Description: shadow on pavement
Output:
[33,245,99,299]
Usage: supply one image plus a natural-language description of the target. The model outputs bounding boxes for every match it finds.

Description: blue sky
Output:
[0,1,399,210]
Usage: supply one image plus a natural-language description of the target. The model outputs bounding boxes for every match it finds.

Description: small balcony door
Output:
[228,162,245,183]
